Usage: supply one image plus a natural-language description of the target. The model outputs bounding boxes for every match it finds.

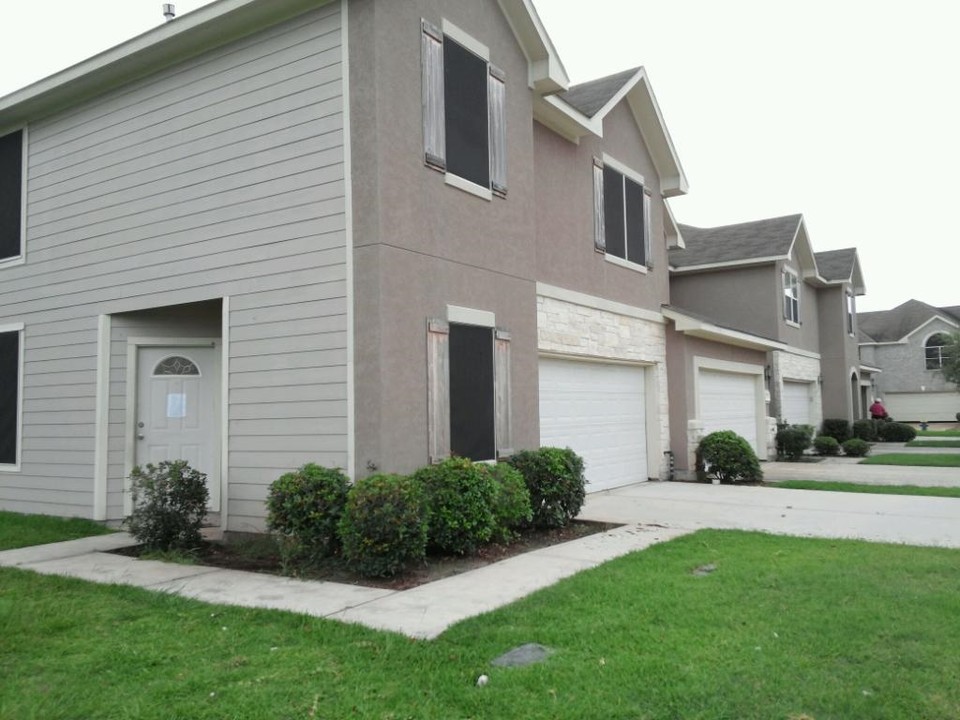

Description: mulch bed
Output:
[111,520,621,591]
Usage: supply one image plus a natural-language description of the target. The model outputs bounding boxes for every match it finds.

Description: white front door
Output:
[136,346,220,511]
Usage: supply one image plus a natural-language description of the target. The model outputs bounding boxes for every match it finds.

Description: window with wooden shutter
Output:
[488,66,507,196]
[421,21,445,170]
[494,329,512,457]
[595,157,652,268]
[593,157,605,253]
[426,318,450,463]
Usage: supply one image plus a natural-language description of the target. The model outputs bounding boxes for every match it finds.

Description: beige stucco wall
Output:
[817,284,862,421]
[669,265,779,339]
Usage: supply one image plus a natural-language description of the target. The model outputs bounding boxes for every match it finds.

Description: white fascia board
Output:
[0,0,324,131]
[859,340,906,347]
[669,256,784,273]
[497,0,569,93]
[860,364,883,374]
[624,71,688,197]
[664,200,684,249]
[900,314,960,342]
[536,94,601,142]
[663,308,784,352]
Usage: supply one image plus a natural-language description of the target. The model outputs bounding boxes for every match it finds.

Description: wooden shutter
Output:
[422,20,445,170]
[426,318,450,463]
[593,157,605,253]
[643,188,653,267]
[494,328,512,458]
[488,65,507,196]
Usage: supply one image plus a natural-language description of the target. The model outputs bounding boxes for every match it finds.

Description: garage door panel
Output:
[539,358,648,492]
[782,381,812,426]
[885,392,958,422]
[699,370,761,454]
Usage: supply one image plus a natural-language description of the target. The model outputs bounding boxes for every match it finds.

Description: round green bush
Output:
[338,474,427,577]
[776,426,812,460]
[852,419,879,442]
[697,431,763,484]
[266,463,350,562]
[876,422,918,443]
[413,457,498,555]
[813,435,840,456]
[821,418,853,444]
[487,462,532,543]
[841,438,871,457]
[126,460,209,551]
[506,447,586,529]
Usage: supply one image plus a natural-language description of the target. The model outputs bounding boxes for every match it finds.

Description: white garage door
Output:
[885,392,959,422]
[781,381,813,426]
[539,357,648,492]
[699,370,761,454]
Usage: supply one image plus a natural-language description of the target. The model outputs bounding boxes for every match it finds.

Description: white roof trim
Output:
[859,364,883,374]
[900,314,960,342]
[664,307,789,353]
[497,0,569,93]
[664,200,684,249]
[669,255,786,273]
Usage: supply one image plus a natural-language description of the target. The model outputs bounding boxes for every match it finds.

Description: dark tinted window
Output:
[0,130,23,262]
[444,38,490,189]
[0,330,19,465]
[449,323,494,460]
[603,166,625,259]
[624,176,645,264]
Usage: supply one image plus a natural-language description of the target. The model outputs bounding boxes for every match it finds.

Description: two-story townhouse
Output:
[664,214,869,475]
[0,0,688,532]
[858,300,959,422]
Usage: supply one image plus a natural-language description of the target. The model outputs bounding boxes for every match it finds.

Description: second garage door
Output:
[781,381,813,426]
[539,357,648,492]
[699,369,762,455]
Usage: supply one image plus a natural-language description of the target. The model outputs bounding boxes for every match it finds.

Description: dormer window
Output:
[783,269,800,325]
[593,156,652,269]
[421,20,507,200]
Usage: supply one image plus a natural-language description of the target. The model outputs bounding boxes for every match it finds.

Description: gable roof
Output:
[559,68,640,117]
[858,299,960,343]
[670,214,806,270]
[814,248,866,294]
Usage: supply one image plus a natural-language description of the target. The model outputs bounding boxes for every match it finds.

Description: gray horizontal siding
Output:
[1,4,348,524]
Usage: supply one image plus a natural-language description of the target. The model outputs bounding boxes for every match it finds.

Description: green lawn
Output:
[907,440,960,448]
[916,430,960,438]
[861,453,960,468]
[0,511,112,550]
[769,480,960,498]
[3,531,960,719]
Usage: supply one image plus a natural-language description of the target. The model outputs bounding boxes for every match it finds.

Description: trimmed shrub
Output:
[507,447,586,529]
[852,419,879,442]
[813,435,840,456]
[821,418,852,444]
[487,463,532,543]
[697,431,763,484]
[338,474,427,577]
[126,460,209,551]
[877,422,918,443]
[413,457,498,555]
[776,426,812,461]
[842,438,871,457]
[266,464,350,564]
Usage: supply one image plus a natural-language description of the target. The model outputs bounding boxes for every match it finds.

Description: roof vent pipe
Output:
[163,4,176,21]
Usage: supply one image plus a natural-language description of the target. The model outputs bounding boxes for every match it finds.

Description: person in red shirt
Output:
[869,398,888,420]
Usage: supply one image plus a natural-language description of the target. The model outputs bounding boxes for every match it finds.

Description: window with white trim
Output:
[422,20,507,197]
[846,291,856,335]
[0,327,22,467]
[783,269,800,324]
[925,333,951,370]
[593,158,652,268]
[0,129,24,264]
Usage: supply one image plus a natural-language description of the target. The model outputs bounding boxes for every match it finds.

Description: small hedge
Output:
[852,419,879,442]
[413,457,498,555]
[488,462,532,543]
[506,447,586,529]
[266,463,350,564]
[821,418,852,444]
[842,438,871,457]
[126,460,209,551]
[877,422,918,443]
[697,431,763,484]
[338,473,427,577]
[813,435,840,456]
[776,425,813,461]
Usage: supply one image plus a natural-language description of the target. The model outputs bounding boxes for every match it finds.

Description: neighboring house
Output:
[0,0,687,531]
[664,214,869,476]
[858,300,960,422]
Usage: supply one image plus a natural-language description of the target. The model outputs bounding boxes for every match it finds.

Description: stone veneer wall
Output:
[536,293,670,479]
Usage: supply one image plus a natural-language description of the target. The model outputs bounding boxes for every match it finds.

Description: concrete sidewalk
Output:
[4,481,960,639]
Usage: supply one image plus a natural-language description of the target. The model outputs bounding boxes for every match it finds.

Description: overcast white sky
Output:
[2,0,957,312]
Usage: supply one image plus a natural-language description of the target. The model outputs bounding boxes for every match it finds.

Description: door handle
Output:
[137,433,145,440]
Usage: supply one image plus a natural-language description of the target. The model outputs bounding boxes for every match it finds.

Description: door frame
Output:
[123,337,223,518]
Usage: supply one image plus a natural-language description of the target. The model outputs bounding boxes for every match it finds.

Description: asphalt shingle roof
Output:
[670,214,802,268]
[559,67,639,117]
[857,299,959,342]
[814,248,857,282]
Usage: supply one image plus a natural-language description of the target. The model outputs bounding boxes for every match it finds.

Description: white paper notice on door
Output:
[167,393,187,418]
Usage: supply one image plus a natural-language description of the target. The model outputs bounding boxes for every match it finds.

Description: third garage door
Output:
[539,357,648,492]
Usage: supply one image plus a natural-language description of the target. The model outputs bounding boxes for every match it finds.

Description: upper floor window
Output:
[422,20,506,199]
[593,157,652,269]
[0,325,22,468]
[783,269,800,324]
[846,291,856,335]
[0,129,24,264]
[925,333,951,370]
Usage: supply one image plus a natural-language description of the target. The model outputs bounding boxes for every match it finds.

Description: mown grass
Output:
[3,530,960,719]
[769,480,960,498]
[861,453,960,467]
[916,430,960,437]
[0,511,112,550]
[907,440,960,448]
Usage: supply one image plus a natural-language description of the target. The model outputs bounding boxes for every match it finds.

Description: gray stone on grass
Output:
[692,563,717,577]
[491,643,554,668]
